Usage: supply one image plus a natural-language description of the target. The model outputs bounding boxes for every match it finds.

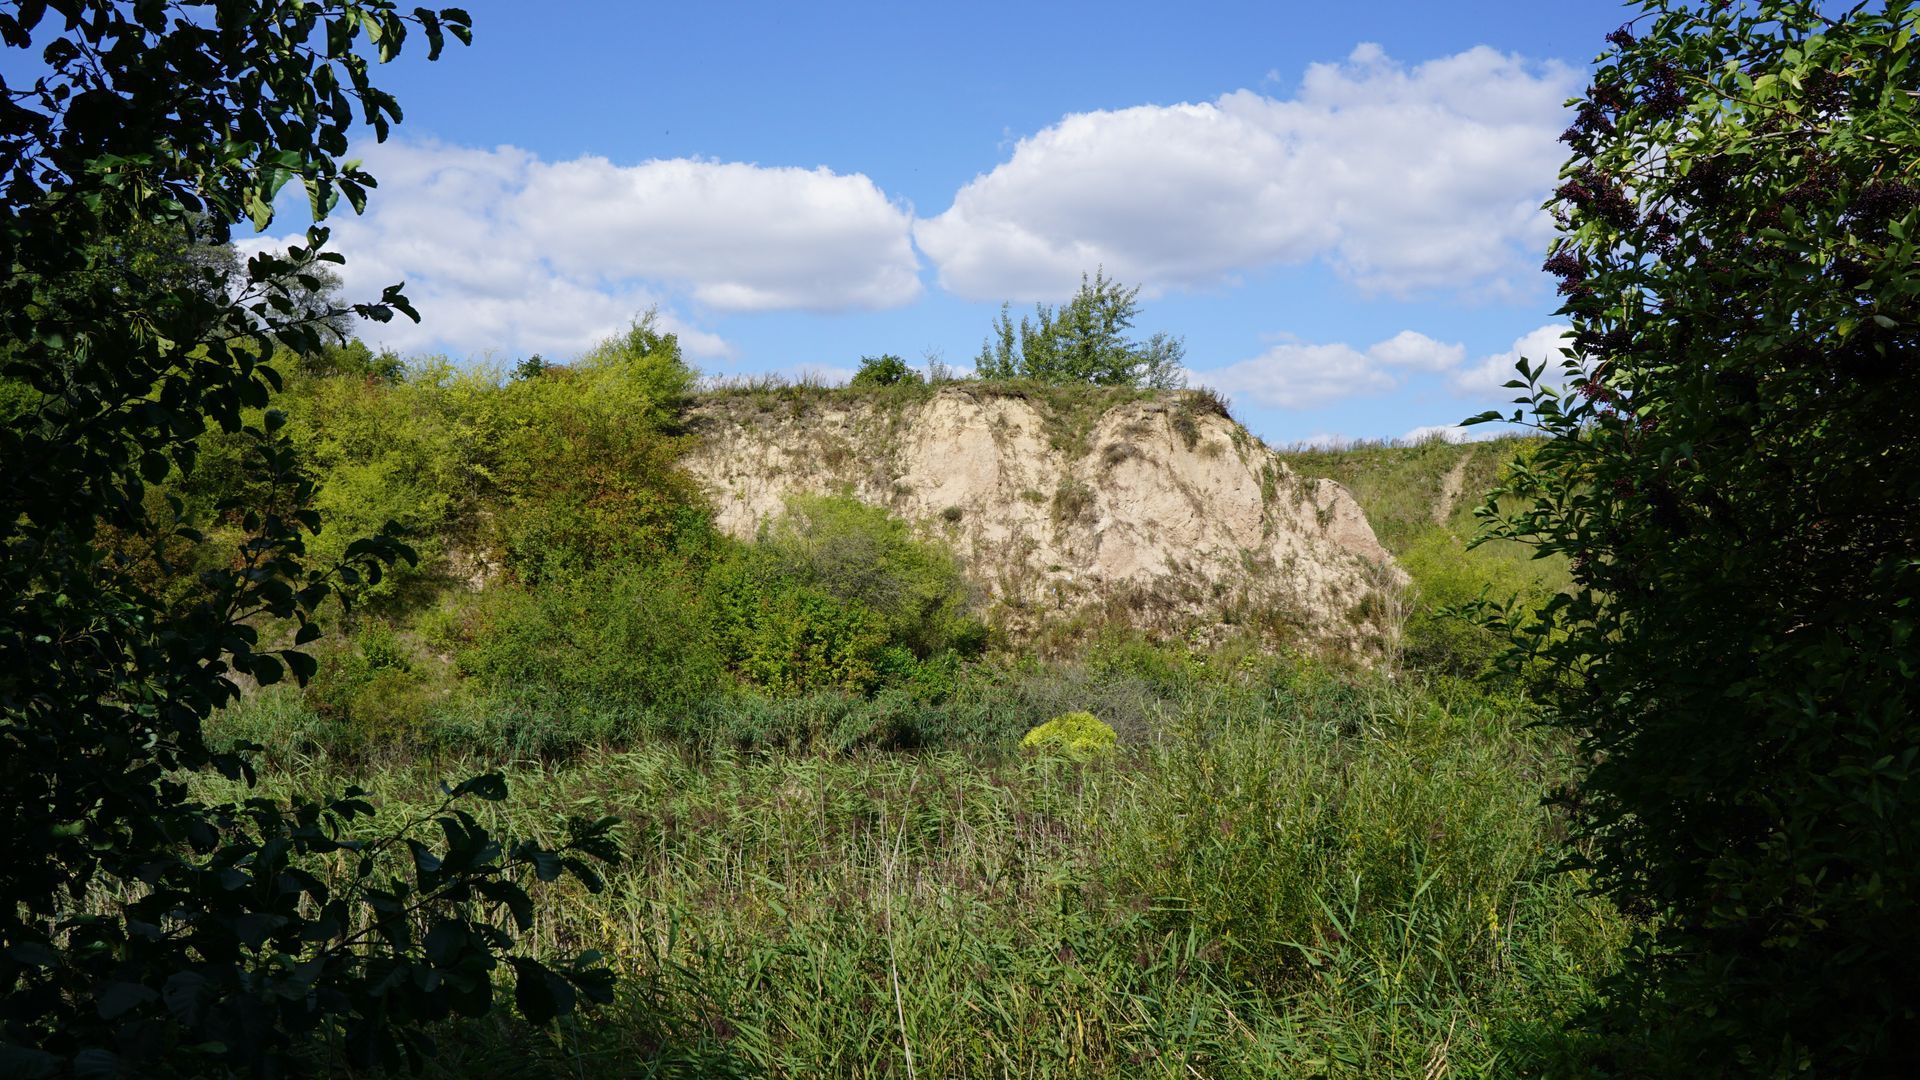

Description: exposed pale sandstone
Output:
[683,387,1404,651]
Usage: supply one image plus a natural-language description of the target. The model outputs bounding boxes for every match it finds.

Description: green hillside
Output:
[1279,436,1569,680]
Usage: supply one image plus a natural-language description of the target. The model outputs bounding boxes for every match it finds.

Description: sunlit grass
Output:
[200,667,1623,1077]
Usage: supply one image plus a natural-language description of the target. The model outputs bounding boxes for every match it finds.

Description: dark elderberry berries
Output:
[1543,248,1590,296]
[1558,166,1639,230]
[1845,179,1920,238]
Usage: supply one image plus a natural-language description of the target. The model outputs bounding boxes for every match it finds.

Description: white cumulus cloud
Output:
[1449,323,1577,400]
[1400,423,1507,444]
[240,140,920,359]
[1368,330,1466,372]
[914,43,1576,302]
[1193,329,1463,410]
[1189,324,1588,413]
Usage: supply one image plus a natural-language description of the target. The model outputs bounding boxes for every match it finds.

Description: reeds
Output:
[193,668,1623,1076]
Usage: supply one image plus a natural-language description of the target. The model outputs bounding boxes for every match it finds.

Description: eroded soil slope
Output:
[685,386,1403,650]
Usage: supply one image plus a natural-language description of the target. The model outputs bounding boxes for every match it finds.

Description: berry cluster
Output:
[1543,247,1591,298]
[1574,324,1634,362]
[1844,178,1920,238]
[1801,66,1851,114]
[1683,156,1731,211]
[1640,62,1686,119]
[1642,209,1681,257]
[1557,166,1640,230]
[1561,81,1628,157]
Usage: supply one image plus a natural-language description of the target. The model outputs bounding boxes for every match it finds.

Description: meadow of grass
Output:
[205,659,1623,1078]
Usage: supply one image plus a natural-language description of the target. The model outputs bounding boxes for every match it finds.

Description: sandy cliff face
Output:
[683,386,1403,650]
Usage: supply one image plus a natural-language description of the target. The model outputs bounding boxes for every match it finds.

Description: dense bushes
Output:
[491,317,708,586]
[1479,3,1920,1072]
[456,564,725,716]
[751,494,985,659]
[194,335,994,754]
[708,565,892,695]
[456,492,985,729]
[283,358,491,603]
[0,5,630,1073]
[848,353,921,388]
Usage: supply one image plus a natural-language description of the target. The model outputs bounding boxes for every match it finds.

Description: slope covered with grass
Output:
[1279,436,1571,679]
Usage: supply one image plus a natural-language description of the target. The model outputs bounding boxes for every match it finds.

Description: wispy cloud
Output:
[1192,329,1464,409]
[1449,323,1577,400]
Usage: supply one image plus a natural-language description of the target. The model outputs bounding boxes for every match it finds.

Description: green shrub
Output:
[278,360,491,607]
[736,586,890,696]
[849,353,921,388]
[456,564,724,717]
[974,269,1186,389]
[706,556,890,695]
[303,620,439,748]
[1021,710,1118,758]
[491,395,709,587]
[701,496,988,702]
[754,494,984,659]
[569,309,700,431]
[1478,5,1920,1070]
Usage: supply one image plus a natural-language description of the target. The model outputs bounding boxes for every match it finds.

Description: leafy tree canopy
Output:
[1,3,617,1073]
[1473,1,1920,1071]
[850,353,922,388]
[975,269,1187,389]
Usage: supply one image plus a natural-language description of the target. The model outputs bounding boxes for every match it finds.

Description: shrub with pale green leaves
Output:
[1020,710,1117,758]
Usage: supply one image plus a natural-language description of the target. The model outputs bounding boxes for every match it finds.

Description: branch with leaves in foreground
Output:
[2,2,625,1072]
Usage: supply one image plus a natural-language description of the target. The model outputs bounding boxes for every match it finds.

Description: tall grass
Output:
[199,667,1622,1076]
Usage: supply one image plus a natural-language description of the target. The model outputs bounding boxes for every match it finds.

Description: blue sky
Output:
[263,0,1632,446]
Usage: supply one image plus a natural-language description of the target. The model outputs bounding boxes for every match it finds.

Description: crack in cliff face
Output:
[683,387,1405,651]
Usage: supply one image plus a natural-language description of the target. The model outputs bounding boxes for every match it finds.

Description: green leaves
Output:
[449,772,510,801]
[0,0,630,1074]
[509,957,574,1025]
[975,270,1187,389]
[1476,1,1920,1071]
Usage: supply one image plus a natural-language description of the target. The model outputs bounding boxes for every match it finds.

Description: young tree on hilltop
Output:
[1472,1,1920,1071]
[850,353,922,387]
[0,3,616,1072]
[975,269,1187,388]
